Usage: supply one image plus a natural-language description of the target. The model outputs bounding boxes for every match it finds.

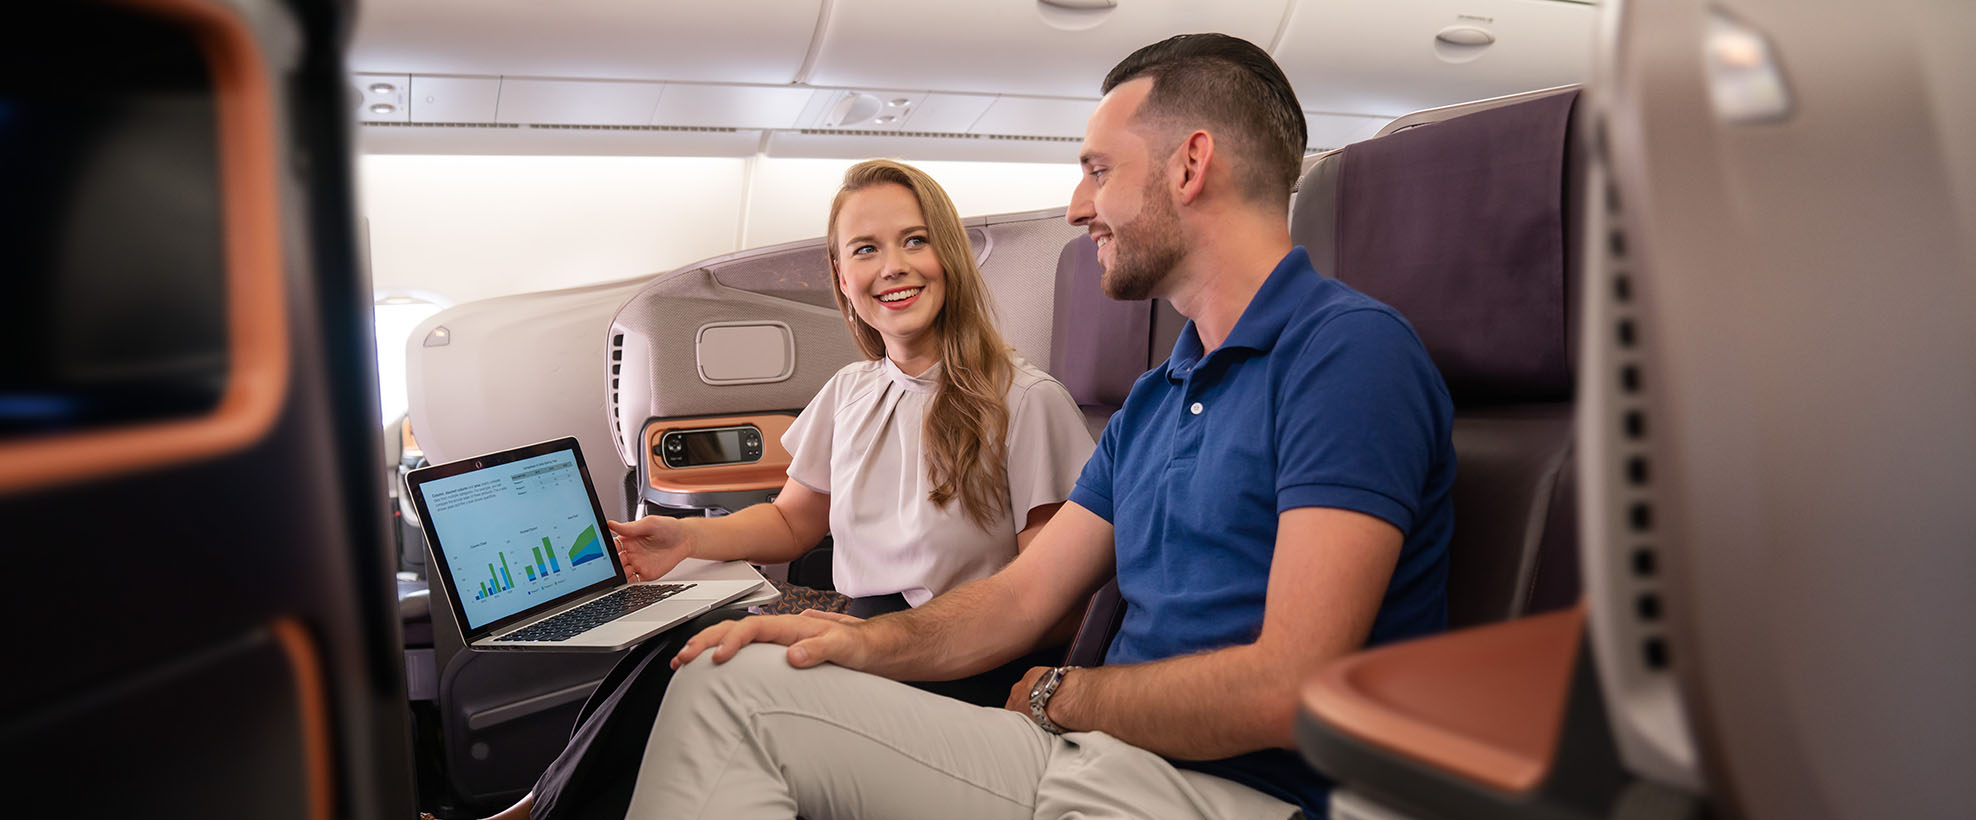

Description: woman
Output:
[484,159,1093,820]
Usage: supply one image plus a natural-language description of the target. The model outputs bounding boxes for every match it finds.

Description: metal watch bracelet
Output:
[1028,665,1076,734]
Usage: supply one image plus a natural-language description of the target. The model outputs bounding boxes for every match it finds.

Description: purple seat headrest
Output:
[1309,90,1579,405]
[1049,235,1151,408]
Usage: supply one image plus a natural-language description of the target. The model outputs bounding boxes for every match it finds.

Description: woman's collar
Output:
[881,355,941,394]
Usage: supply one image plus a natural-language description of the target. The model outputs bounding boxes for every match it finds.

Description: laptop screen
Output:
[418,448,618,630]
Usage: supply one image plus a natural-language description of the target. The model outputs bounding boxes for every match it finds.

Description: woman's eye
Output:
[851,244,876,256]
[905,235,929,247]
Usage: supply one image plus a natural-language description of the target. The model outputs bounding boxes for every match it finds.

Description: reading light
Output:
[1705,10,1793,123]
[370,103,396,114]
[369,82,396,95]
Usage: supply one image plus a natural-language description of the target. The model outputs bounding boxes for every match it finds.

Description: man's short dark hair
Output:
[1102,33,1307,207]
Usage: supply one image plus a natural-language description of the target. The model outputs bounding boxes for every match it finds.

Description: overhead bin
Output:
[807,0,1293,99]
[349,0,822,84]
[1274,0,1596,116]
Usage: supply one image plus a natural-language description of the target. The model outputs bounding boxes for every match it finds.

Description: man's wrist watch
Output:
[1028,665,1076,734]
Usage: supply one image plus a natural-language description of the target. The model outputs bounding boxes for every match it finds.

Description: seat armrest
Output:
[1297,607,1628,820]
[1064,578,1124,668]
[1303,609,1580,793]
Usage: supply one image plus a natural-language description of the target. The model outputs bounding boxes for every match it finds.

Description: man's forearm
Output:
[1045,645,1296,760]
[854,573,1054,682]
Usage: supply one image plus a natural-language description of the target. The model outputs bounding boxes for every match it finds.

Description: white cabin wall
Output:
[739,158,1082,249]
[360,154,747,306]
[359,154,1081,306]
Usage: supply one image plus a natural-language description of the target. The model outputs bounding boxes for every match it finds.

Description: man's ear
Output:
[1174,130,1213,206]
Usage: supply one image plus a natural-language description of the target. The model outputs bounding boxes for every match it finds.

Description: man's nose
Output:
[1067,178,1094,227]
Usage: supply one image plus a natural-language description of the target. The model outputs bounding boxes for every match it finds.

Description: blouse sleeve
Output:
[1004,376,1097,527]
[780,370,842,495]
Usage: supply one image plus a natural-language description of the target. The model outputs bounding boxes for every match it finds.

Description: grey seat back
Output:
[1294,88,1584,629]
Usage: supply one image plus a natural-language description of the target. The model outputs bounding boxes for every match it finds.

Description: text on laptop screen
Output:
[421,450,616,629]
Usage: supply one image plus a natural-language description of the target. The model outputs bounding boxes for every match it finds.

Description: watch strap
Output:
[1028,665,1075,734]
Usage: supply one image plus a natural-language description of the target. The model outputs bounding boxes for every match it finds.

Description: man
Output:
[621,33,1455,820]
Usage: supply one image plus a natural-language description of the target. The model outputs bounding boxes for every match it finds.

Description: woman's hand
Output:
[606,516,694,582]
[671,613,874,671]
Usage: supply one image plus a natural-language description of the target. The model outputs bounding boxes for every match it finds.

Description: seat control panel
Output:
[653,424,764,469]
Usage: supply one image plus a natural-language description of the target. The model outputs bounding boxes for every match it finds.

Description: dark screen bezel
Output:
[674,427,747,464]
[406,436,624,641]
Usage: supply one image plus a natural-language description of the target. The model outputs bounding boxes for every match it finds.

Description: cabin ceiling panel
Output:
[359,124,764,158]
[409,76,501,123]
[903,93,1001,133]
[970,97,1100,139]
[765,131,1082,165]
[807,0,1294,99]
[1274,0,1595,117]
[654,83,817,130]
[497,79,664,126]
[348,0,822,83]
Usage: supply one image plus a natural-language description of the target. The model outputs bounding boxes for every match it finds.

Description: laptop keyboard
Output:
[494,583,693,643]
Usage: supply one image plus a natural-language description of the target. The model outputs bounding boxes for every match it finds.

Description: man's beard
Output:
[1099,173,1185,301]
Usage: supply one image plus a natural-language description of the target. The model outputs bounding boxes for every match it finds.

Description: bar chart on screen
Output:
[423,450,622,627]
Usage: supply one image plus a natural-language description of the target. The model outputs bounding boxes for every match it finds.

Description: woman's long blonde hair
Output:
[826,159,1013,530]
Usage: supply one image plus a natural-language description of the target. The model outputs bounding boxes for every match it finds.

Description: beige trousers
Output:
[625,643,1298,820]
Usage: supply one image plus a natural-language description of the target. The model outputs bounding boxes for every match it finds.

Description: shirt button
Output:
[1190,402,1204,415]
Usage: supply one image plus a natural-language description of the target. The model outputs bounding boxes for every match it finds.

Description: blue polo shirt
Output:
[1066,247,1455,814]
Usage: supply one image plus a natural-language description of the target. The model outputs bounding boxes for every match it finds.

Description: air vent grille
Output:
[359,121,739,133]
[361,121,521,129]
[1598,135,1667,675]
[531,123,740,133]
[796,128,1081,143]
[608,332,625,443]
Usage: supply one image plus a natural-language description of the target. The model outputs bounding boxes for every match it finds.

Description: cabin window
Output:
[374,292,447,428]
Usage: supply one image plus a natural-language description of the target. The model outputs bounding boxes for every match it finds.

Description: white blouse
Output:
[781,355,1095,606]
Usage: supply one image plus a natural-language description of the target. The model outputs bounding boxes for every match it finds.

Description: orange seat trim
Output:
[1301,607,1583,794]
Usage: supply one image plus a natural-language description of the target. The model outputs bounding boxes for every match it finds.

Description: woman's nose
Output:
[883,248,912,278]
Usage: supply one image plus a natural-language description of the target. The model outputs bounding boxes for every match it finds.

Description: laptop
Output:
[406,436,767,652]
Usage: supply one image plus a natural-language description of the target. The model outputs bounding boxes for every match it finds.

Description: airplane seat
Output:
[1301,1,1976,818]
[1292,87,1586,628]
[4,1,413,816]
[1280,86,1602,819]
[400,282,653,812]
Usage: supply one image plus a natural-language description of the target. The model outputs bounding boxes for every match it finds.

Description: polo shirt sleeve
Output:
[1276,309,1450,535]
[1067,412,1121,523]
[780,369,844,495]
[1005,378,1097,526]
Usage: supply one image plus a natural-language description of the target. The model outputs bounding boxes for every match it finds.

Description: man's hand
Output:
[671,611,876,671]
[1004,665,1052,715]
[606,516,694,582]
